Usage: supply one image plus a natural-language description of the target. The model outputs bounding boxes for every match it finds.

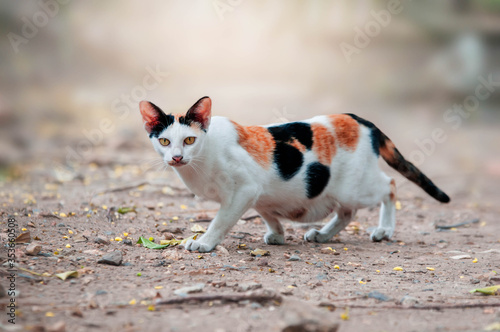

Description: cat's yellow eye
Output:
[184,137,196,145]
[158,138,170,146]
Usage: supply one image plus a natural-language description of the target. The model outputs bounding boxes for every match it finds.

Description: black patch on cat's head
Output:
[272,141,303,180]
[149,110,175,138]
[268,122,313,149]
[305,162,330,199]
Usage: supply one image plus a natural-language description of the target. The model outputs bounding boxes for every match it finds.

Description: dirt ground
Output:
[1,124,500,332]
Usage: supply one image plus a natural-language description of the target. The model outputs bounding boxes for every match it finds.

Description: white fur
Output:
[150,116,395,252]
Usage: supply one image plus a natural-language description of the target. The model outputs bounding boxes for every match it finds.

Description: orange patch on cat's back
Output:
[232,121,275,169]
[329,115,360,151]
[311,123,336,165]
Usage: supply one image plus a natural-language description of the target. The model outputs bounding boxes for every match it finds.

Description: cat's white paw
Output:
[184,238,217,252]
[304,229,330,243]
[370,227,394,242]
[264,232,285,245]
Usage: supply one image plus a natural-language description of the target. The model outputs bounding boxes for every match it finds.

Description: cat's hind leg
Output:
[304,209,355,243]
[370,179,397,241]
[260,213,285,245]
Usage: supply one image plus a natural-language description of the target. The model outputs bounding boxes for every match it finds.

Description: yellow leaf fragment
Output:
[395,201,402,210]
[426,267,435,271]
[154,286,163,289]
[472,258,478,263]
[45,312,55,317]
[129,299,137,305]
[251,248,270,257]
[147,305,155,311]
[393,266,403,271]
[470,285,500,295]
[65,244,71,248]
[190,224,207,233]
[172,216,179,221]
[123,232,129,237]
[160,239,182,246]
[115,237,123,242]
[180,204,188,210]
[102,205,108,210]
[68,230,74,234]
[340,308,349,321]
[59,213,67,218]
[55,270,79,281]
[334,265,340,270]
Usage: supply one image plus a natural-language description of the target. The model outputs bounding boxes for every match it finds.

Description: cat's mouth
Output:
[168,161,188,167]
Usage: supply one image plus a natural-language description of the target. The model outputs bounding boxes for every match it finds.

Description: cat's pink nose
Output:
[172,155,183,163]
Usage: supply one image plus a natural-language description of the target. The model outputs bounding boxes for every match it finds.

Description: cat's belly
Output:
[255,195,341,223]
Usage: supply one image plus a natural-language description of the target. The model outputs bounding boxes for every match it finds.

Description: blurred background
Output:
[1,0,499,200]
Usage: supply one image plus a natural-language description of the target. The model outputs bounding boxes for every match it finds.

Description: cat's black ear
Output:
[185,96,211,130]
[140,101,165,134]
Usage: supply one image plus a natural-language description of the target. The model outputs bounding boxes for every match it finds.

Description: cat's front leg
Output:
[184,186,257,253]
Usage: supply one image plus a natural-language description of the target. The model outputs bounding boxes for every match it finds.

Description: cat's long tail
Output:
[378,130,450,203]
[347,114,450,203]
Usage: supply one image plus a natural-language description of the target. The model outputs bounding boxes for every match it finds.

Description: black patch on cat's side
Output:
[345,113,382,156]
[273,142,304,180]
[268,122,313,150]
[149,113,175,138]
[305,162,330,199]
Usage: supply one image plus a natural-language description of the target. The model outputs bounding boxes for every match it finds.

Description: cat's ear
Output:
[140,101,164,134]
[185,96,211,130]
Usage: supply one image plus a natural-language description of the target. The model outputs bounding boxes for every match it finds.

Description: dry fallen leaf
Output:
[55,271,79,281]
[251,248,270,257]
[15,232,31,243]
[190,224,206,233]
[470,285,500,296]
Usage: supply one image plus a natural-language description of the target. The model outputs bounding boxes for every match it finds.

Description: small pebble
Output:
[174,283,205,296]
[98,251,123,266]
[288,255,301,261]
[94,237,110,245]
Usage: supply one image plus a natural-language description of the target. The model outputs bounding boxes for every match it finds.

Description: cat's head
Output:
[140,96,211,168]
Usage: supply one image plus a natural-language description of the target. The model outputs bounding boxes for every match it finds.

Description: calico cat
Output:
[140,97,450,252]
